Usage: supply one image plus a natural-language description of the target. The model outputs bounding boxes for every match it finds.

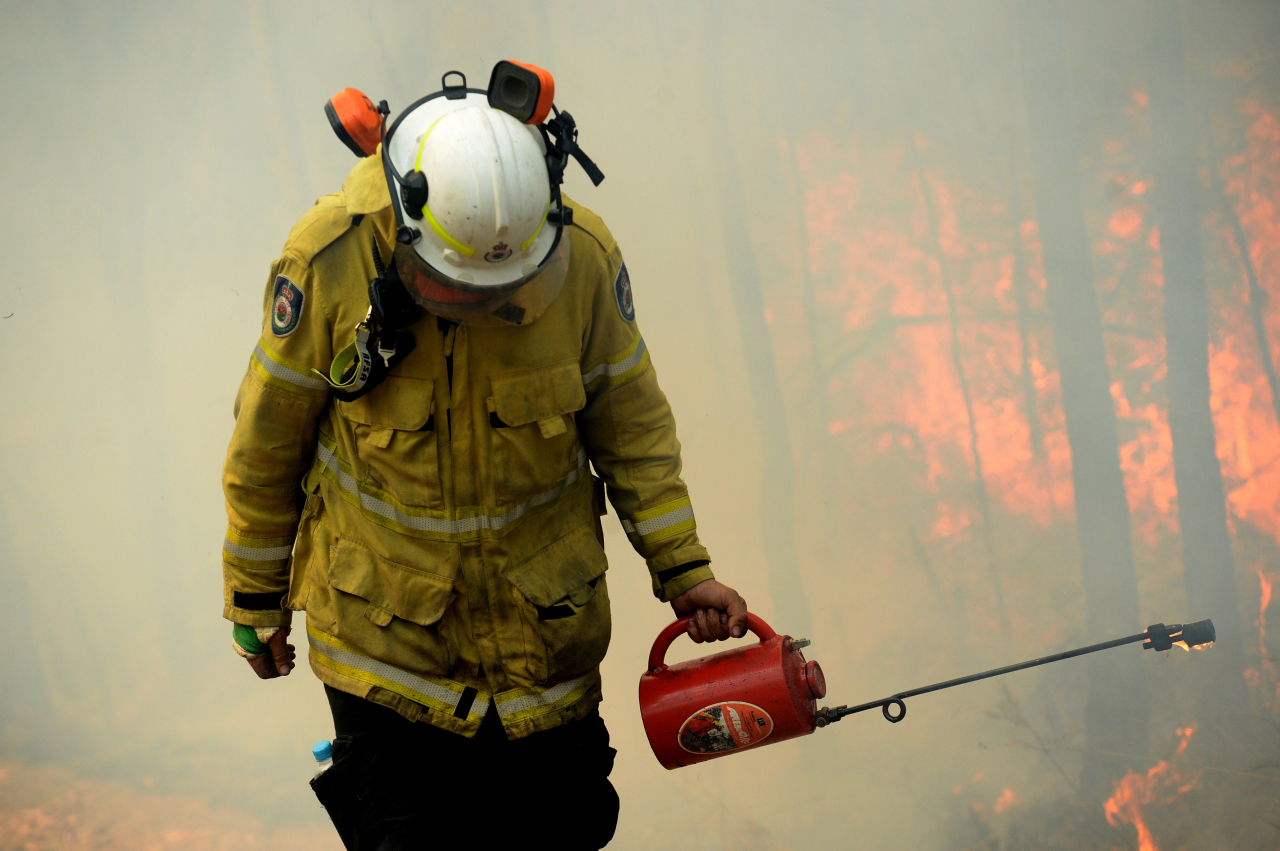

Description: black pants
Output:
[314,685,620,851]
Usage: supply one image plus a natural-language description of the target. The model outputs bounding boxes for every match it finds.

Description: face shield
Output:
[393,226,570,327]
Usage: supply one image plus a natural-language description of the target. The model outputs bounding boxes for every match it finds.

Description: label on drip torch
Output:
[678,701,774,754]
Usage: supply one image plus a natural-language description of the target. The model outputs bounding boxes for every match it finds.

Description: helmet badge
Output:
[484,243,512,263]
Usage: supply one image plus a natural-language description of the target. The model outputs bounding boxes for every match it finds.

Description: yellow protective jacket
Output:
[221,155,714,738]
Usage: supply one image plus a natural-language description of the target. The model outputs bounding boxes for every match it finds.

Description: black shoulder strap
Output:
[313,236,421,401]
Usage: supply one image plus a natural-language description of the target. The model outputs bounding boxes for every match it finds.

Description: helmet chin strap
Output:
[544,106,605,187]
[538,106,605,230]
[376,99,428,247]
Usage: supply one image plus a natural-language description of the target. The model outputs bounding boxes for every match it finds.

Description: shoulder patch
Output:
[614,263,635,323]
[271,276,305,337]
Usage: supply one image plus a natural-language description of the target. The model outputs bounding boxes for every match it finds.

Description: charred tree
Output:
[1143,2,1250,717]
[1017,0,1148,797]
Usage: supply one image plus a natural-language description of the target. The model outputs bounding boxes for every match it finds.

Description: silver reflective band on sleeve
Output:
[581,336,648,385]
[254,343,329,390]
[223,539,293,561]
[621,519,635,534]
[317,443,588,535]
[494,671,596,718]
[308,632,490,721]
[632,505,695,537]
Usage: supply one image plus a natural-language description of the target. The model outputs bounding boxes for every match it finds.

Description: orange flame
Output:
[795,136,1073,546]
[1217,99,1280,547]
[785,90,1280,640]
[1174,725,1196,755]
[794,103,1280,547]
[1257,563,1275,649]
[1247,563,1280,709]
[1103,726,1202,851]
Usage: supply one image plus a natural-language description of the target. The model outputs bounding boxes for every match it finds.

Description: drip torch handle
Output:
[647,613,777,672]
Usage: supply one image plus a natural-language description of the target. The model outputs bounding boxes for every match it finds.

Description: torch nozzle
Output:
[1143,619,1215,651]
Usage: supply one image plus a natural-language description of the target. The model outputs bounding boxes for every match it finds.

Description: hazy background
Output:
[3,2,1280,849]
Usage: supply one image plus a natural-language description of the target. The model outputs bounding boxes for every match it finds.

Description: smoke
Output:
[2,1,1279,849]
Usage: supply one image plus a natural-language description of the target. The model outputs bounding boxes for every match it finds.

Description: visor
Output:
[394,226,571,327]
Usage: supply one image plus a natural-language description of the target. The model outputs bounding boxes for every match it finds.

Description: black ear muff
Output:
[325,88,382,157]
[400,171,428,220]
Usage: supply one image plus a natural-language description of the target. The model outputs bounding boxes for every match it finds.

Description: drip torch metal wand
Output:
[815,619,1216,727]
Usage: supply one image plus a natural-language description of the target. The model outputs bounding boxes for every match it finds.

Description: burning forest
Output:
[761,23,1280,851]
[3,2,1280,851]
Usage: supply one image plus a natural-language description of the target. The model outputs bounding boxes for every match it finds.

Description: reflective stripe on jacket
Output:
[221,154,713,738]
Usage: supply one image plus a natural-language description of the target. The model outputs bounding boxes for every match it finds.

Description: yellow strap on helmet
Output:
[414,116,476,258]
[520,198,551,252]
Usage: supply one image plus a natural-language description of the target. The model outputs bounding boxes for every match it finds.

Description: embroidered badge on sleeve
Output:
[614,263,635,323]
[270,275,304,337]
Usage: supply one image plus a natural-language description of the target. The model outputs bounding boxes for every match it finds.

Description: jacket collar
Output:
[342,146,392,216]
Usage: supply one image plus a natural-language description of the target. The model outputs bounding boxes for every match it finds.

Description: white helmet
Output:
[384,85,569,326]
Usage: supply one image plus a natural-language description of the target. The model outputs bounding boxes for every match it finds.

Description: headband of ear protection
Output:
[324,62,604,245]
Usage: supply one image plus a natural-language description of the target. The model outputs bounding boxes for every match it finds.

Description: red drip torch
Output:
[638,614,1215,769]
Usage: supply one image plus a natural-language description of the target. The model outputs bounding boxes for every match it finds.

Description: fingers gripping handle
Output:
[647,613,777,672]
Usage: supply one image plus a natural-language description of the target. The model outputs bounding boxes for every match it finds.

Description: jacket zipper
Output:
[438,316,457,436]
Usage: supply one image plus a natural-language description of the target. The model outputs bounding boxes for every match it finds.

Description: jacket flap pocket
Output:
[338,376,435,430]
[329,538,455,627]
[492,360,587,428]
[505,524,608,608]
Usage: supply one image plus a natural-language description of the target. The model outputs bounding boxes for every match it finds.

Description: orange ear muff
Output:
[325,87,382,157]
[487,60,555,125]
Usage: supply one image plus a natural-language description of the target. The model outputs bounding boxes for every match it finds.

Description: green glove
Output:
[232,623,268,656]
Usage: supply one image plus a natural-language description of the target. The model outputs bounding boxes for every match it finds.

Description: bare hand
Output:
[246,625,296,679]
[670,579,748,643]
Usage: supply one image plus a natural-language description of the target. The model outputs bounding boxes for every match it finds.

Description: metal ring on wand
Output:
[882,699,906,723]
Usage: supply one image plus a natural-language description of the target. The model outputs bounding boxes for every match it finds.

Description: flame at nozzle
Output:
[1176,619,1215,649]
[1143,619,1215,652]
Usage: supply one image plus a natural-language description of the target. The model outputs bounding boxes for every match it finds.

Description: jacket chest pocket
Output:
[337,376,441,510]
[488,360,587,509]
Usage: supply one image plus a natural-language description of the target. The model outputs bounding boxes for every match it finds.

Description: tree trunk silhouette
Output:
[1006,169,1049,462]
[911,161,1011,641]
[1017,0,1148,798]
[1143,0,1250,719]
[1219,181,1280,427]
[704,27,811,637]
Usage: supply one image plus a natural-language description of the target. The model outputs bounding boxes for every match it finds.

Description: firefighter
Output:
[221,68,747,850]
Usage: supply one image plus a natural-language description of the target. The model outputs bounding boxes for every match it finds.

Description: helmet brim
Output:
[394,225,570,327]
